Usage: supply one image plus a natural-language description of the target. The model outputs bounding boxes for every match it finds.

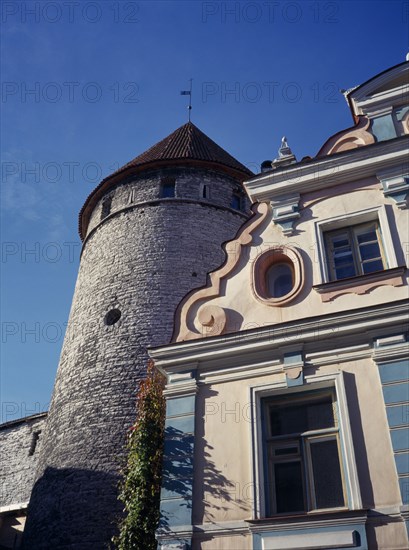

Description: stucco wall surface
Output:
[185,177,408,337]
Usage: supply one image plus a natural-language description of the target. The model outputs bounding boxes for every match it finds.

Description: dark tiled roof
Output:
[79,122,252,240]
[116,122,253,176]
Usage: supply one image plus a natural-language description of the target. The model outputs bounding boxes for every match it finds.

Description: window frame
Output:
[315,206,397,284]
[262,389,346,516]
[324,220,387,281]
[250,372,362,520]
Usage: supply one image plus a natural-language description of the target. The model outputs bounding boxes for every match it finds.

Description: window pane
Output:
[310,439,344,509]
[332,235,350,248]
[266,264,293,298]
[395,105,409,122]
[270,406,307,436]
[334,253,354,267]
[362,259,384,274]
[356,229,377,244]
[270,398,334,436]
[358,242,381,261]
[275,461,304,513]
[335,265,356,279]
[275,447,298,456]
[162,183,175,197]
[307,401,335,430]
[371,114,397,141]
[231,194,241,210]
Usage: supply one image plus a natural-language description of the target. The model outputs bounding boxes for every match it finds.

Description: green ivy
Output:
[114,361,165,550]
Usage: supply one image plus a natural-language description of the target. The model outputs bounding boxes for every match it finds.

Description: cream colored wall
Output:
[187,177,408,336]
[193,534,251,550]
[193,356,402,526]
[193,376,255,525]
[367,519,409,550]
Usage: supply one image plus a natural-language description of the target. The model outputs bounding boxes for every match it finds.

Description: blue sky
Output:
[1,0,408,421]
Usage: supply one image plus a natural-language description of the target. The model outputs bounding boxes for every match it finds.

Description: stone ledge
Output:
[313,267,407,302]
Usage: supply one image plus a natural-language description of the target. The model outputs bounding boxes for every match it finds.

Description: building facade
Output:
[151,61,409,549]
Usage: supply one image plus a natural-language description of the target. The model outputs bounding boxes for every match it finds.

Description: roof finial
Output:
[272,136,297,168]
[278,136,293,158]
[180,79,193,122]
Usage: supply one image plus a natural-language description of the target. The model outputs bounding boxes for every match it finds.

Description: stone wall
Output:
[0,413,47,508]
[23,166,249,549]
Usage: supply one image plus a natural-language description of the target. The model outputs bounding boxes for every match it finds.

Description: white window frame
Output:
[249,372,362,520]
[315,205,398,283]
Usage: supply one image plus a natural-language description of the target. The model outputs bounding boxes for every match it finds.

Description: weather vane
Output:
[180,79,193,122]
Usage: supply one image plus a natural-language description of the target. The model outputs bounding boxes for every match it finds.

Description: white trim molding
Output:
[244,137,408,203]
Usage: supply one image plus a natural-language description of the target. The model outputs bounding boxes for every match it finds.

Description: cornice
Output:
[244,137,409,202]
[149,300,409,369]
[347,61,409,115]
[247,510,368,533]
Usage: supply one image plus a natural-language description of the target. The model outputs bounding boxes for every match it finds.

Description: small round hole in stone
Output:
[104,309,121,326]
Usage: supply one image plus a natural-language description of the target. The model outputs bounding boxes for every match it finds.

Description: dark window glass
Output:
[161,179,175,198]
[325,221,385,281]
[101,196,112,220]
[362,259,384,274]
[269,398,334,436]
[264,392,343,515]
[231,193,241,210]
[274,461,304,513]
[266,263,293,298]
[275,447,298,456]
[310,439,345,508]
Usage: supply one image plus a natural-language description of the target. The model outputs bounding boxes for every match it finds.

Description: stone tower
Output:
[22,122,252,549]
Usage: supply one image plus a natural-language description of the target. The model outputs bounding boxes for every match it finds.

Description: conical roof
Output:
[118,122,253,177]
[79,122,252,240]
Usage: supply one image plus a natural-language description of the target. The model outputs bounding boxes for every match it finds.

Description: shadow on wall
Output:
[159,426,248,531]
[159,384,248,534]
[0,514,25,550]
[194,386,249,526]
[343,372,375,508]
[22,467,121,550]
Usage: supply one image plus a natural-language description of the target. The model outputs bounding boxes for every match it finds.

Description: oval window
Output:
[252,246,304,306]
[266,263,293,298]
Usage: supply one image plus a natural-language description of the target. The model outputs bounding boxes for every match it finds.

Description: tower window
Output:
[28,430,41,456]
[201,184,210,199]
[231,192,242,211]
[160,178,175,198]
[101,196,112,220]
